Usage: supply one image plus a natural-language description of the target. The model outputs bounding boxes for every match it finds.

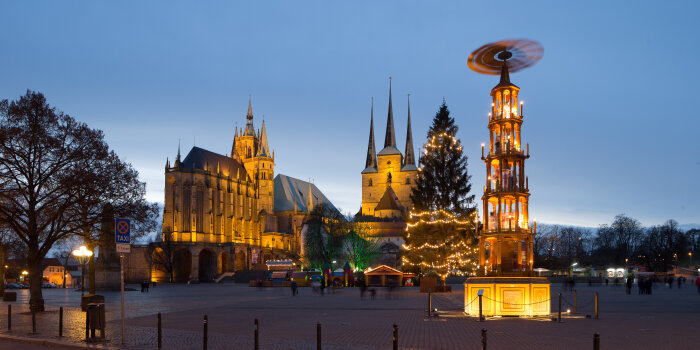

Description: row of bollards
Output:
[189,316,397,350]
[5,304,63,337]
[557,292,599,322]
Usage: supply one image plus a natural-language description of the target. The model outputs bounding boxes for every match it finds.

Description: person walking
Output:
[625,276,633,295]
[291,280,298,296]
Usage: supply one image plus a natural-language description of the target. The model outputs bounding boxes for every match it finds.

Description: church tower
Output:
[361,79,418,218]
[478,60,533,276]
[231,99,275,214]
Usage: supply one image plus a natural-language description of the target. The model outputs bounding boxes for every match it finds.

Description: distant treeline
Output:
[534,214,699,271]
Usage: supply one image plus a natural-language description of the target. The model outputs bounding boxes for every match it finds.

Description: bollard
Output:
[594,292,599,319]
[254,318,259,350]
[558,293,562,322]
[59,307,63,337]
[593,332,600,350]
[479,294,484,321]
[7,304,10,331]
[428,289,432,317]
[481,328,487,350]
[32,310,36,334]
[392,324,398,350]
[203,315,208,350]
[574,290,577,313]
[317,322,322,350]
[98,304,105,339]
[157,313,162,349]
[85,309,89,340]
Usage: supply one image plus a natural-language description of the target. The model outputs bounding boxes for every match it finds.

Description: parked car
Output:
[18,283,29,289]
[4,283,21,289]
[42,283,57,288]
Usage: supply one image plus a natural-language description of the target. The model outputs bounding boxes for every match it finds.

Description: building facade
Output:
[158,101,336,282]
[359,80,418,267]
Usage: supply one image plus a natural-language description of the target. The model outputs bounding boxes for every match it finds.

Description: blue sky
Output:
[2,1,699,228]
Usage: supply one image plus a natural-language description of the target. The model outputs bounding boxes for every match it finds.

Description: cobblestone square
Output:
[0,281,699,349]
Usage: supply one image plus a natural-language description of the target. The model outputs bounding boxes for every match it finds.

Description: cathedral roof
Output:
[273,174,340,214]
[375,187,402,211]
[181,146,248,180]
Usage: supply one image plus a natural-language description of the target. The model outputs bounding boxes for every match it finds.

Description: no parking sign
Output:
[115,218,131,253]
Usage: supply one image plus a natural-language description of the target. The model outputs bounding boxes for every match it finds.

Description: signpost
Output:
[115,218,130,345]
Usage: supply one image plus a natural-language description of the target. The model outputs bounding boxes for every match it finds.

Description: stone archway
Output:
[173,248,192,283]
[218,251,229,274]
[198,249,217,282]
[151,247,167,283]
[236,251,246,271]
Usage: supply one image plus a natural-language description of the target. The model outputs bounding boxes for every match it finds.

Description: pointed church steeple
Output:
[403,94,416,170]
[258,119,269,157]
[245,98,255,136]
[384,77,396,149]
[364,98,378,171]
[231,126,238,157]
[378,78,401,156]
[174,140,181,167]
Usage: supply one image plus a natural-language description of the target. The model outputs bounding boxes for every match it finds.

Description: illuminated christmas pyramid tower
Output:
[464,39,550,317]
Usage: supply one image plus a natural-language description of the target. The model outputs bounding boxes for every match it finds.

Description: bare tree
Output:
[0,91,108,311]
[68,150,158,294]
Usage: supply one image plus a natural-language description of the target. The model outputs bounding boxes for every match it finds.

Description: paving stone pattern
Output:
[0,281,699,349]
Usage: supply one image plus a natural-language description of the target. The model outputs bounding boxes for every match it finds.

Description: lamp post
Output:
[72,245,93,297]
[21,270,28,283]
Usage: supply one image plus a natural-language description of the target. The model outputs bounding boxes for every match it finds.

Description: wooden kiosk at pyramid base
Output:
[464,39,550,317]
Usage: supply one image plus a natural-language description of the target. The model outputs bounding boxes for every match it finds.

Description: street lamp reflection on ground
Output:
[72,245,93,297]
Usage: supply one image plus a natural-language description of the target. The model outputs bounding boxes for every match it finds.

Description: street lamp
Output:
[72,245,93,297]
[21,270,28,282]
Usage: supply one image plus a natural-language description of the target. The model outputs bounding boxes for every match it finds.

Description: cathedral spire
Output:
[174,140,181,166]
[231,126,238,157]
[364,97,378,170]
[258,119,269,157]
[403,94,416,168]
[384,77,396,149]
[245,98,255,136]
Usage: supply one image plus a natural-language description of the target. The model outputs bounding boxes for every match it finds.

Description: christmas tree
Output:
[403,101,478,278]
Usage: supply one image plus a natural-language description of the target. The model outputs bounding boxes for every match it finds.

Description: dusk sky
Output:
[2,1,699,229]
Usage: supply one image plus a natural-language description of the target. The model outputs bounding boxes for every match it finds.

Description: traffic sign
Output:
[115,218,131,254]
[115,218,131,244]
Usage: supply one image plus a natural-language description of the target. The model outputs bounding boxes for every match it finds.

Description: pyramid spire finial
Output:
[404,94,416,168]
[499,61,511,85]
[364,97,378,170]
[247,96,253,119]
[384,77,396,149]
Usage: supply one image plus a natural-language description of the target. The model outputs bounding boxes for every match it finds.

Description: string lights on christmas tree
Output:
[402,101,478,278]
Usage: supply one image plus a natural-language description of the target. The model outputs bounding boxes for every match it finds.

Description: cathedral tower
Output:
[361,79,417,218]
